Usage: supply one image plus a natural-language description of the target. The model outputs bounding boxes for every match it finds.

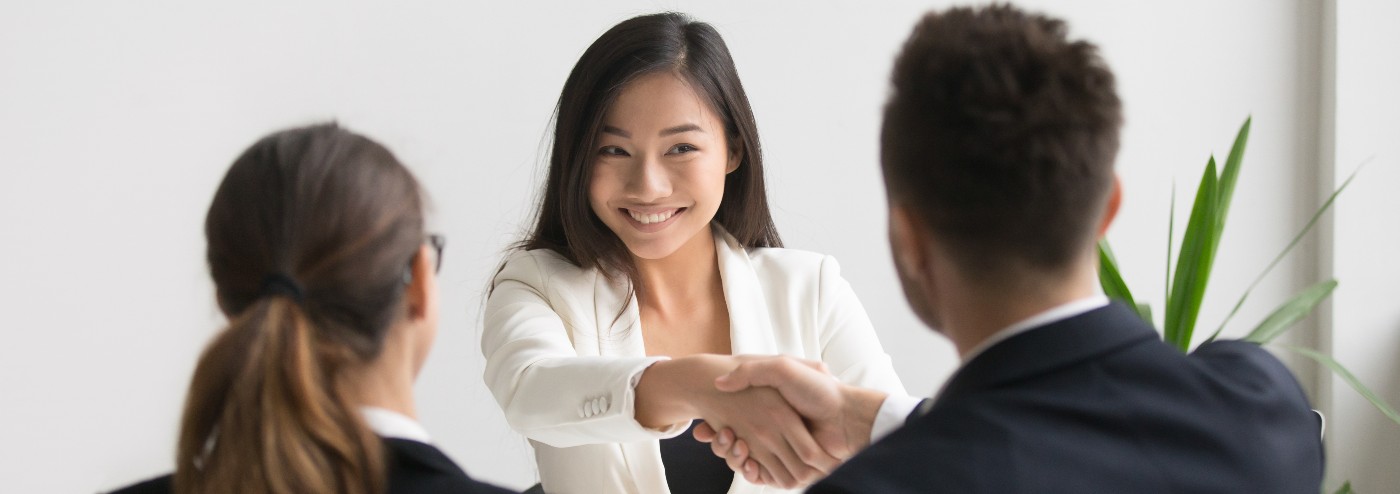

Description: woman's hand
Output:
[693,355,889,485]
[694,384,840,487]
[633,354,841,488]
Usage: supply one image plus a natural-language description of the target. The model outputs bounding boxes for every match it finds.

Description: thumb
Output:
[715,360,786,392]
[714,367,753,392]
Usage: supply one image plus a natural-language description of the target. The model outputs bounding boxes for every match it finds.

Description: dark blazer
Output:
[810,303,1325,493]
[109,438,515,494]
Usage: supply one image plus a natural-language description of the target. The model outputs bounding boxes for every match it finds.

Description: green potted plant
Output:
[1095,117,1398,494]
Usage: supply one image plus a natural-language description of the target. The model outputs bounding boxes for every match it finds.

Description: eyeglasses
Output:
[406,234,446,284]
[426,233,446,274]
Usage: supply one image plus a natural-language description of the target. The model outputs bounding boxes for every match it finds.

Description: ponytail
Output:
[173,296,386,494]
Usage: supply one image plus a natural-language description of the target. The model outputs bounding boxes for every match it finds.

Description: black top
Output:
[108,437,516,494]
[660,420,734,494]
[810,303,1326,493]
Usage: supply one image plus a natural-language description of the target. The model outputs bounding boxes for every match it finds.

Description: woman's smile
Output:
[623,207,687,232]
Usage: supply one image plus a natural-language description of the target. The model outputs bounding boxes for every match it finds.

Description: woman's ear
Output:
[404,244,436,321]
[402,243,440,377]
[726,139,743,174]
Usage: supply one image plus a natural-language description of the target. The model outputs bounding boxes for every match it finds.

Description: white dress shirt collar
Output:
[917,295,1111,417]
[959,295,1110,364]
[360,406,432,444]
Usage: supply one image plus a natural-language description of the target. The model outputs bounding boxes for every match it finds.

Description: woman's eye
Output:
[599,146,629,157]
[667,144,698,154]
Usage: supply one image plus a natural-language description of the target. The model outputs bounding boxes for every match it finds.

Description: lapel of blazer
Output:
[713,226,778,355]
[590,268,647,358]
[936,303,1158,404]
[593,227,775,494]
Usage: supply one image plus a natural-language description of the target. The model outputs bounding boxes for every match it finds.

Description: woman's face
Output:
[588,72,738,260]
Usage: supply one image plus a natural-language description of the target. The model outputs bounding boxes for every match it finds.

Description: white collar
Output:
[711,224,778,356]
[359,406,432,443]
[959,295,1110,364]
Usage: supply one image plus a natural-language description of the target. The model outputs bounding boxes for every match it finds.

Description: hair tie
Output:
[260,273,305,303]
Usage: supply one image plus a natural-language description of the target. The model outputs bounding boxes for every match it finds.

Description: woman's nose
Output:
[625,155,671,201]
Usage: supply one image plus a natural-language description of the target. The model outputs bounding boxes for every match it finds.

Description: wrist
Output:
[838,384,886,452]
[635,355,737,427]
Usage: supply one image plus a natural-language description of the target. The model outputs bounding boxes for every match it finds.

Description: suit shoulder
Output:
[385,439,517,493]
[815,412,982,493]
[494,248,593,290]
[107,474,172,494]
[1192,339,1284,365]
[1192,340,1300,385]
[1190,340,1313,407]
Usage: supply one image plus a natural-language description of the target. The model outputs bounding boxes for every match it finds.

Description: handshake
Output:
[686,355,893,489]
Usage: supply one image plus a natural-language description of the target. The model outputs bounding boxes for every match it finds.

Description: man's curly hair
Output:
[882,3,1122,274]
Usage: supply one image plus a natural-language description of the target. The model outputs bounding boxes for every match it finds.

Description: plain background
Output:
[1,1,1395,492]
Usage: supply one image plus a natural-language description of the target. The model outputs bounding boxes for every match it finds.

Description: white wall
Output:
[1325,0,1400,492]
[0,1,1380,491]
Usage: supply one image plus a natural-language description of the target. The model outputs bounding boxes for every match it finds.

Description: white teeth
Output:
[628,209,677,225]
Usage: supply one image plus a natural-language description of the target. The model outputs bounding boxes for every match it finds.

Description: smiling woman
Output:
[479,12,914,494]
[589,73,737,262]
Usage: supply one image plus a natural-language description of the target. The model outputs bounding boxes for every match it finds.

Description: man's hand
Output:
[694,355,888,485]
[637,354,841,488]
[691,384,842,488]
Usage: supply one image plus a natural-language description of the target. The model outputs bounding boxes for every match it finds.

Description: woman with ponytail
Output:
[111,124,513,494]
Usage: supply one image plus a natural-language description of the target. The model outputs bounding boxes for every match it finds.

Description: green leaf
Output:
[1243,280,1338,344]
[1164,180,1176,326]
[1332,481,1354,494]
[1208,163,1364,342]
[1284,345,1400,427]
[1098,240,1150,324]
[1136,302,1154,328]
[1164,158,1221,352]
[1215,116,1251,230]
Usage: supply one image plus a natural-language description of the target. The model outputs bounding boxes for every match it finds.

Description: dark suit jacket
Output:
[109,438,515,494]
[810,303,1325,493]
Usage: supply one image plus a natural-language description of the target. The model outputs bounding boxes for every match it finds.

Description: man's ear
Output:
[1096,175,1123,239]
[726,139,743,174]
[888,204,930,277]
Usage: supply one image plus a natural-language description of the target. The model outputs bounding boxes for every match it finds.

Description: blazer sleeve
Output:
[814,256,909,397]
[481,252,686,448]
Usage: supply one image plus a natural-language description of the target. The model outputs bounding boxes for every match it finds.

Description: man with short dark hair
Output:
[700,4,1325,492]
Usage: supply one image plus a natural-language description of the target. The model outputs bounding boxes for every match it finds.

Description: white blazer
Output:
[482,227,908,494]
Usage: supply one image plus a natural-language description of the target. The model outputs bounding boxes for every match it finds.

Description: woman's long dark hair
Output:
[175,124,425,494]
[520,12,781,282]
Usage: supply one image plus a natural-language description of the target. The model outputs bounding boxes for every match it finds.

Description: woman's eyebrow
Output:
[602,125,631,138]
[660,123,703,137]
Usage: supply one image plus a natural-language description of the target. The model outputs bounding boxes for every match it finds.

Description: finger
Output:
[753,421,824,488]
[723,363,842,420]
[720,428,736,451]
[767,404,837,485]
[725,436,749,473]
[748,438,799,488]
[730,436,749,459]
[776,431,830,486]
[785,418,842,475]
[742,459,762,484]
[693,421,717,443]
[710,434,732,464]
[756,461,776,486]
[707,428,747,473]
[717,357,833,394]
[716,358,784,389]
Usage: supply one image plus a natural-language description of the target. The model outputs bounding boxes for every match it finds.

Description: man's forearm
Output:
[838,385,888,455]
